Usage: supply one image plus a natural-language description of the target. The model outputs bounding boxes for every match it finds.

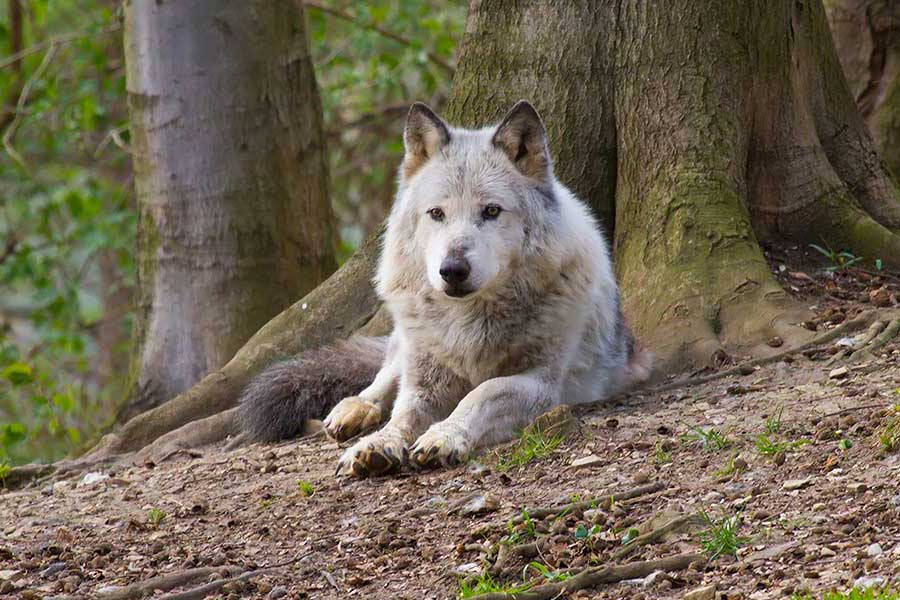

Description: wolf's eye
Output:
[482,204,503,220]
[427,207,445,222]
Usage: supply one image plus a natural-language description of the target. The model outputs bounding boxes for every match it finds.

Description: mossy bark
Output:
[121,1,338,420]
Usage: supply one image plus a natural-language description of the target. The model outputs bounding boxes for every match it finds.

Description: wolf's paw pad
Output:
[324,397,382,442]
[409,425,470,469]
[335,431,406,478]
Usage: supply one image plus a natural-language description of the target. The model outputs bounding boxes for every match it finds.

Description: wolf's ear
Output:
[492,101,551,181]
[403,102,451,179]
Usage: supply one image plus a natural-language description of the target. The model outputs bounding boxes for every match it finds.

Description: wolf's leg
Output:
[335,354,468,477]
[409,371,558,468]
[324,332,402,442]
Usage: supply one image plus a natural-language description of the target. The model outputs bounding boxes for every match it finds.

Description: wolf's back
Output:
[238,336,387,442]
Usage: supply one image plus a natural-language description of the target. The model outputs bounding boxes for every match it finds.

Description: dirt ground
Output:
[2,253,900,600]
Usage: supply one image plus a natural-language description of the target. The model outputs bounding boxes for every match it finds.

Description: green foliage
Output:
[765,404,785,435]
[458,572,531,598]
[878,404,900,454]
[523,561,571,583]
[497,426,565,470]
[1,2,132,465]
[147,508,166,529]
[297,480,316,497]
[754,434,810,456]
[809,241,864,271]
[682,425,733,452]
[698,511,748,559]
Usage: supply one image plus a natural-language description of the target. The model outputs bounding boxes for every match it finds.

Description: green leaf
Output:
[1,423,27,447]
[574,525,589,539]
[2,362,34,385]
[621,528,640,544]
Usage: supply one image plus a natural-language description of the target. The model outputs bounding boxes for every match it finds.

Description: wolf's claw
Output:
[409,424,469,469]
[335,429,406,477]
[324,397,383,443]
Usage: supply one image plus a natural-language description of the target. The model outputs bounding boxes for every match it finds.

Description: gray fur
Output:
[237,336,386,442]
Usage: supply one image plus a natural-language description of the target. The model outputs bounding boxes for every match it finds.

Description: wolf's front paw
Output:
[324,396,382,442]
[409,423,470,469]
[335,429,406,477]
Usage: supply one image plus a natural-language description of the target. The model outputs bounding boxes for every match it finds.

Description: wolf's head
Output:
[377,101,559,300]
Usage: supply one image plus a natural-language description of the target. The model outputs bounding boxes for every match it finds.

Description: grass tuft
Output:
[297,480,315,497]
[497,426,564,470]
[698,511,748,559]
[792,587,900,600]
[458,572,531,598]
[147,508,166,529]
[682,425,733,452]
[878,404,900,454]
[754,434,810,456]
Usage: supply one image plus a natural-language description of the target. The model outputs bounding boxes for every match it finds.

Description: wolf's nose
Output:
[439,257,470,285]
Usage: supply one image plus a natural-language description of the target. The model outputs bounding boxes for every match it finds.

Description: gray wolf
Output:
[238,100,651,476]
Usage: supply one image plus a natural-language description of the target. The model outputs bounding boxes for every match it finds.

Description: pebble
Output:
[570,455,604,469]
[854,575,885,590]
[268,585,288,599]
[683,584,716,600]
[829,366,850,380]
[39,562,67,578]
[782,477,812,491]
[866,543,883,557]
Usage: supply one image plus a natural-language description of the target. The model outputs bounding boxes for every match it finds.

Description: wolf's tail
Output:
[238,336,387,443]
[622,326,655,387]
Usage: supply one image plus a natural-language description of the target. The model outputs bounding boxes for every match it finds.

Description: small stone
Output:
[39,562,67,578]
[848,482,868,494]
[782,477,812,491]
[683,583,717,600]
[455,493,499,516]
[869,287,891,308]
[767,336,784,348]
[570,455,604,469]
[632,469,652,484]
[866,543,883,557]
[829,366,850,380]
[854,576,885,590]
[268,585,289,599]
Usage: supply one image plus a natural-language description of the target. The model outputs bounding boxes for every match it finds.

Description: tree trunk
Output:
[72,0,900,461]
[826,0,900,176]
[121,0,338,421]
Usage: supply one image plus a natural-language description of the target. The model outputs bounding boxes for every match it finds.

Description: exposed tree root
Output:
[610,514,702,561]
[469,552,704,600]
[646,310,881,394]
[96,566,242,600]
[132,408,240,466]
[513,481,666,523]
[850,318,900,361]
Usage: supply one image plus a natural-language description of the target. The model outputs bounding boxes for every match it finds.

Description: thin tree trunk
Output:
[121,0,338,420]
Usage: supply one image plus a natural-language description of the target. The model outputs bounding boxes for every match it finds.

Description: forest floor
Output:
[2,250,900,600]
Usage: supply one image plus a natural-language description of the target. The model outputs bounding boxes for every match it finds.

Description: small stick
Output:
[97,566,241,600]
[611,514,701,560]
[514,481,665,523]
[820,404,890,419]
[157,553,312,600]
[469,552,704,600]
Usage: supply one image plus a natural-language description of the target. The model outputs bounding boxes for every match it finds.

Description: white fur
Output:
[328,103,649,476]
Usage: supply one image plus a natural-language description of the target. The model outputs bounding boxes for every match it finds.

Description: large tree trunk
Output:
[67,0,900,464]
[121,0,338,420]
[826,0,900,176]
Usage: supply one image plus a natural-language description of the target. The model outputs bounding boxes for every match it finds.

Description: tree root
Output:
[513,481,666,523]
[646,310,880,394]
[849,318,900,362]
[96,566,242,600]
[610,514,702,561]
[469,552,703,600]
[489,541,542,576]
[132,408,240,466]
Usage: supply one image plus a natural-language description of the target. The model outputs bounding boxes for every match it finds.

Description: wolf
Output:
[238,100,651,476]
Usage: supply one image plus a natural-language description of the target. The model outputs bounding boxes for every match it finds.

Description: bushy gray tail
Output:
[238,336,387,443]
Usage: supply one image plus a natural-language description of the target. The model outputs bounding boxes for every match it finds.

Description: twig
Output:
[3,41,59,168]
[611,514,702,560]
[469,552,703,600]
[158,552,312,600]
[647,310,878,394]
[303,1,454,74]
[820,403,890,419]
[514,481,666,523]
[96,566,241,600]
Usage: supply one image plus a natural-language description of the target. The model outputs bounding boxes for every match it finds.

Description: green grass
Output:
[714,454,748,478]
[682,425,733,452]
[754,434,810,456]
[792,588,900,600]
[809,241,865,272]
[765,405,785,435]
[698,511,748,559]
[504,510,536,545]
[497,426,564,470]
[458,573,531,598]
[297,480,315,497]
[878,405,900,454]
[654,440,673,464]
[523,561,572,583]
[147,508,166,529]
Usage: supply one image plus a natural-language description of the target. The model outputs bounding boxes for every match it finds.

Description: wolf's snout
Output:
[439,256,471,286]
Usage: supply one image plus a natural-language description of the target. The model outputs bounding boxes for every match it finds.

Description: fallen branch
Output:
[97,566,241,600]
[611,514,701,560]
[470,552,704,600]
[514,481,666,523]
[850,318,900,361]
[648,310,879,393]
[158,553,312,600]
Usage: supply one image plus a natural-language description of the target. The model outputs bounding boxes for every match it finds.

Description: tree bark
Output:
[121,0,338,420]
[826,0,900,176]
[70,0,900,461]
